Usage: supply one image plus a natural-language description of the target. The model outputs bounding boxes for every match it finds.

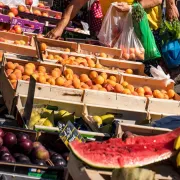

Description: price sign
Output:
[58,121,85,148]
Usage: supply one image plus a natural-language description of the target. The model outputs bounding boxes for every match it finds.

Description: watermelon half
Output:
[69,128,180,169]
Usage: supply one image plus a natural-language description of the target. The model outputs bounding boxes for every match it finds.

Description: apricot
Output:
[89,71,98,80]
[132,91,138,96]
[100,72,108,81]
[121,81,128,88]
[6,62,15,70]
[99,52,107,58]
[25,63,35,71]
[167,89,175,99]
[80,61,88,67]
[65,73,74,80]
[109,76,117,82]
[86,80,93,87]
[161,90,167,94]
[69,56,76,61]
[64,48,70,52]
[61,54,68,60]
[136,87,145,94]
[56,77,65,86]
[16,65,24,73]
[37,76,46,84]
[105,79,116,87]
[24,66,34,76]
[14,70,22,80]
[96,84,102,89]
[54,68,61,73]
[14,40,21,45]
[153,90,161,98]
[122,89,131,95]
[114,84,124,93]
[47,77,55,85]
[138,92,145,97]
[38,66,46,73]
[64,68,73,76]
[6,69,13,76]
[64,80,72,87]
[73,78,81,89]
[80,74,89,83]
[91,85,99,90]
[47,54,54,60]
[22,75,30,81]
[31,73,39,80]
[144,86,152,96]
[11,81,17,89]
[125,69,133,74]
[99,88,107,92]
[20,40,26,45]
[40,43,47,51]
[94,76,104,85]
[155,92,164,99]
[81,83,90,89]
[51,70,61,78]
[54,55,61,60]
[87,58,95,68]
[95,63,103,69]
[9,73,17,80]
[164,94,169,99]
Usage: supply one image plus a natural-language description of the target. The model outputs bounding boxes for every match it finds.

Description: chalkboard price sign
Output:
[58,121,85,148]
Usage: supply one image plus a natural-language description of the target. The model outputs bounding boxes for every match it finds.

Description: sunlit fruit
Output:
[47,78,55,85]
[91,85,99,90]
[56,77,65,86]
[9,73,17,80]
[73,78,81,89]
[99,52,107,58]
[6,69,13,76]
[40,43,47,51]
[6,62,15,70]
[132,91,138,96]
[51,70,61,78]
[64,48,70,52]
[123,89,131,95]
[109,76,117,82]
[87,58,95,68]
[95,63,103,69]
[104,83,114,92]
[20,40,26,45]
[94,75,104,85]
[121,81,128,88]
[167,89,175,99]
[126,84,134,93]
[33,10,42,16]
[64,69,73,76]
[86,80,93,87]
[16,65,24,73]
[99,88,107,92]
[80,74,89,83]
[25,0,33,5]
[38,66,46,73]
[64,80,72,87]
[10,8,18,16]
[144,86,152,96]
[125,69,133,74]
[13,25,22,34]
[18,5,26,12]
[136,87,145,94]
[47,54,54,60]
[37,76,46,84]
[24,66,34,76]
[153,90,161,98]
[100,72,108,81]
[89,71,98,80]
[105,79,116,87]
[22,75,30,81]
[114,84,124,93]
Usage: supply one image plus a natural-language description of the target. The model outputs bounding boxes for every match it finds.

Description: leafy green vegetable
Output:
[160,20,180,44]
[132,3,144,23]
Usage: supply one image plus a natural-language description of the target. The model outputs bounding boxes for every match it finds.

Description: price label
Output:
[58,121,85,148]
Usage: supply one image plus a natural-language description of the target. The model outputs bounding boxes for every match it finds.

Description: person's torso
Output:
[99,0,162,30]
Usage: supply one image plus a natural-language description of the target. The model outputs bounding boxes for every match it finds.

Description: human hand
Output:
[45,26,64,39]
[166,4,179,21]
[115,2,131,12]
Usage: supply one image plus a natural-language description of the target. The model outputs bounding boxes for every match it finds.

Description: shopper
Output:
[46,0,163,39]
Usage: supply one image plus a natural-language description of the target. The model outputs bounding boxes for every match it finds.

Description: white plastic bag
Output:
[150,65,175,86]
[114,8,145,61]
[98,3,125,47]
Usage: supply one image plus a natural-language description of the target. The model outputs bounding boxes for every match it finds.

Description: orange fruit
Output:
[121,81,128,88]
[109,76,117,82]
[55,77,65,86]
[37,76,46,84]
[40,43,47,51]
[122,89,131,95]
[89,71,98,80]
[125,69,133,74]
[24,66,34,76]
[126,84,134,93]
[64,68,73,76]
[100,72,108,81]
[38,66,46,73]
[9,73,17,80]
[6,62,15,70]
[94,76,104,85]
[80,74,89,83]
[114,84,124,93]
[167,89,175,99]
[99,52,107,58]
[73,78,81,89]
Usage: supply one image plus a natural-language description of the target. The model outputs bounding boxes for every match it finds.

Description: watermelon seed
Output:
[154,148,158,152]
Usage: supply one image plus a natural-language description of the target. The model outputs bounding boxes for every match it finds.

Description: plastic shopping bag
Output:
[150,65,174,86]
[114,7,145,61]
[132,3,161,60]
[98,3,125,47]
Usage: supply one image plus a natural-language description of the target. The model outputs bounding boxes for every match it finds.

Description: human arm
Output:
[46,0,88,39]
[166,0,179,21]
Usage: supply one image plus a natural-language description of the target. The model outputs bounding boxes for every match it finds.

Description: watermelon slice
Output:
[69,128,180,169]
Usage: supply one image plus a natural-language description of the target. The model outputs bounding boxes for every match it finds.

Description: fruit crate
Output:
[0,125,68,172]
[66,124,180,180]
[36,36,78,53]
[0,55,84,114]
[65,38,101,46]
[78,43,121,59]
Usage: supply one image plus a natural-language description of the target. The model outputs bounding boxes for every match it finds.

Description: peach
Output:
[95,63,103,69]
[87,58,95,68]
[73,78,81,89]
[9,73,17,80]
[94,76,104,85]
[167,89,175,99]
[16,65,24,73]
[38,66,46,73]
[64,68,73,76]
[51,70,61,78]
[47,54,54,60]
[56,77,65,86]
[6,62,15,70]
[114,84,124,93]
[37,76,46,84]
[80,74,89,83]
[121,81,128,88]
[99,52,107,58]
[18,5,26,12]
[69,56,76,61]
[22,75,30,81]
[33,10,42,16]
[73,74,79,79]
[47,78,55,85]
[86,80,93,87]
[40,43,47,51]
[6,69,13,76]
[144,86,152,96]
[14,70,22,80]
[24,66,34,76]
[89,71,98,80]
[80,61,88,67]
[125,69,133,74]
[61,54,68,60]
[64,80,72,87]
[122,89,131,95]
[100,72,108,81]
[91,85,99,90]
[136,87,145,94]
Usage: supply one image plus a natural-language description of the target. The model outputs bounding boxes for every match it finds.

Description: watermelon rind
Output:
[69,142,175,170]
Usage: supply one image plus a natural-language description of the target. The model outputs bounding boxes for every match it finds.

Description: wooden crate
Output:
[0,56,84,114]
[78,43,121,59]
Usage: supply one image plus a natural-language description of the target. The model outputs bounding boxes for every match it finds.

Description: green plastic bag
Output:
[132,3,161,61]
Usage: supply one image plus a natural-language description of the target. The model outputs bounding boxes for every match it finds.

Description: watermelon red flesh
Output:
[69,128,180,169]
